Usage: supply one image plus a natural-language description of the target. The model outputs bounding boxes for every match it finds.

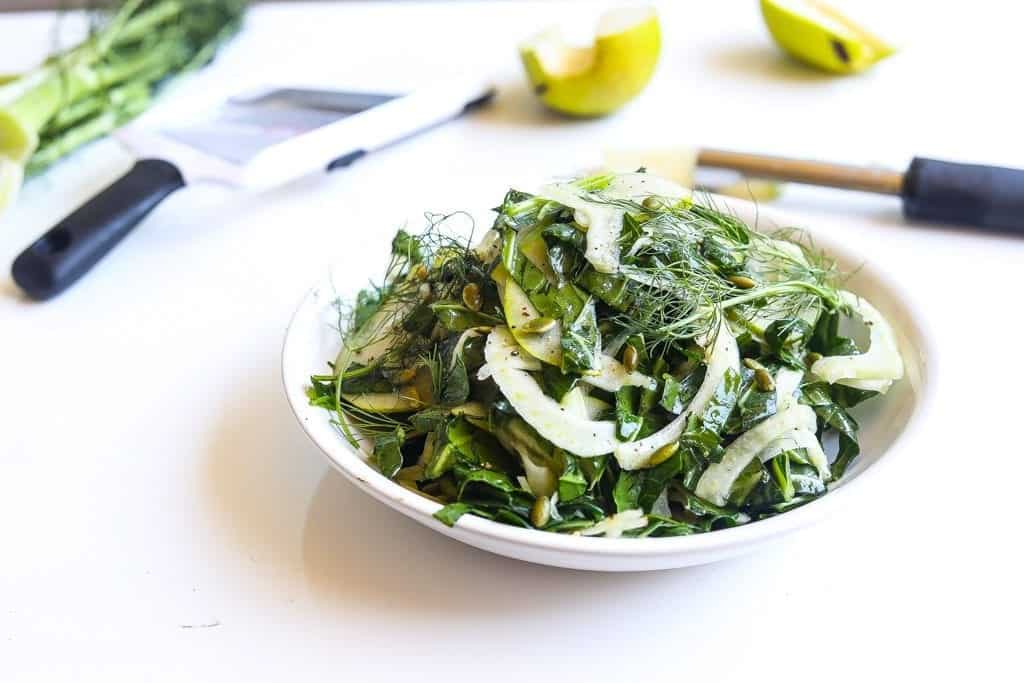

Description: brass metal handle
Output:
[697,148,905,196]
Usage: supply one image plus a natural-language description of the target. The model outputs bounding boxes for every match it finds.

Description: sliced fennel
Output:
[450,328,482,370]
[578,509,648,538]
[579,355,657,392]
[561,386,613,420]
[540,173,688,274]
[450,402,488,419]
[811,291,903,384]
[559,387,590,418]
[472,228,502,263]
[519,450,558,497]
[838,377,892,393]
[754,427,830,480]
[695,404,818,506]
[485,327,619,456]
[775,366,804,411]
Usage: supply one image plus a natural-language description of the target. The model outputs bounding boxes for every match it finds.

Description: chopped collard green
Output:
[308,172,904,538]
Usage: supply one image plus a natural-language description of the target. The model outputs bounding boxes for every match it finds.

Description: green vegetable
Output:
[613,448,683,513]
[660,367,705,414]
[441,358,470,405]
[800,382,863,479]
[0,0,246,212]
[540,364,578,402]
[765,318,814,368]
[431,302,502,331]
[310,172,903,537]
[615,386,644,441]
[698,366,742,433]
[724,364,778,434]
[560,297,601,374]
[373,427,406,479]
[557,453,588,502]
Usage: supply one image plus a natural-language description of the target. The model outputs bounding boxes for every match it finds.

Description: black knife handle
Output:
[902,157,1024,233]
[12,158,185,300]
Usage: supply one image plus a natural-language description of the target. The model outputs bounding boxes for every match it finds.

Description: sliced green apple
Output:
[342,392,421,413]
[760,0,895,74]
[518,226,558,286]
[450,402,488,419]
[503,277,562,365]
[344,298,415,367]
[520,6,661,117]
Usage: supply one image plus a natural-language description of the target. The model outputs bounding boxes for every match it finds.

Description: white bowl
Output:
[281,198,932,571]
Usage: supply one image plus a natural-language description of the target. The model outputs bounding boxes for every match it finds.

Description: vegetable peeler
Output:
[12,79,494,300]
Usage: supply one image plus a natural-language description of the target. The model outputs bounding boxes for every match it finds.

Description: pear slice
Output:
[760,0,895,74]
[520,6,661,117]
[503,277,562,366]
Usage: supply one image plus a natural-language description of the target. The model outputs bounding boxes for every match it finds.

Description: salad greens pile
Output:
[309,171,904,538]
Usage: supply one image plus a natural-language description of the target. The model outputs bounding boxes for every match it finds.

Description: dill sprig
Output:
[335,211,486,368]
[591,194,845,347]
[325,212,491,434]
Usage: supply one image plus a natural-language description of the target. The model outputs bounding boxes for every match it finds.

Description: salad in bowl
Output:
[305,171,905,539]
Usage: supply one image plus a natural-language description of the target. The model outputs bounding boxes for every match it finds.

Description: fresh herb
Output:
[373,427,406,479]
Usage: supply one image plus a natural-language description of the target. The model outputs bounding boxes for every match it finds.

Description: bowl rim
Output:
[281,198,937,559]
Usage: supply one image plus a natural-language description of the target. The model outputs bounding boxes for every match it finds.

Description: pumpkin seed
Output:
[754,368,775,392]
[530,496,551,528]
[728,275,757,289]
[648,441,679,466]
[622,344,639,371]
[461,283,482,311]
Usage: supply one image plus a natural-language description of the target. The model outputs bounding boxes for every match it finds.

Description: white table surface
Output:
[2,1,1021,680]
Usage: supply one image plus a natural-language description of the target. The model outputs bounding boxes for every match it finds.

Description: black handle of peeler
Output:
[12,159,185,300]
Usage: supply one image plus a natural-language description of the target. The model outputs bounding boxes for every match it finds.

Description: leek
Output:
[0,0,245,215]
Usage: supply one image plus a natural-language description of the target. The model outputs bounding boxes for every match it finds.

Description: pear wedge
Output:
[761,0,895,74]
[520,6,661,116]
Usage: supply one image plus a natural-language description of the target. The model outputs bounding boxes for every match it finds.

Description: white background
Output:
[1,1,1021,680]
